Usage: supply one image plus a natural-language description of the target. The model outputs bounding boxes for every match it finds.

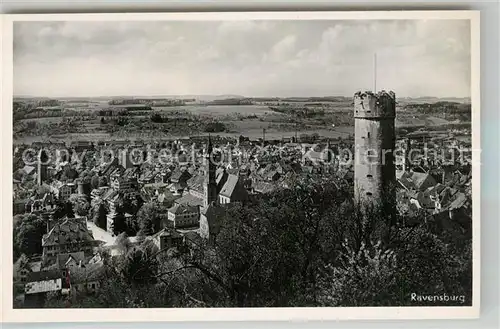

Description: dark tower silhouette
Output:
[204,135,218,207]
[37,149,49,186]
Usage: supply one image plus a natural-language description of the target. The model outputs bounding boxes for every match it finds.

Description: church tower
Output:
[37,149,49,186]
[353,90,396,208]
[204,135,218,207]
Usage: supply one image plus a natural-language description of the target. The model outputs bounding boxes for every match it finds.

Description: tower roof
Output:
[353,90,396,119]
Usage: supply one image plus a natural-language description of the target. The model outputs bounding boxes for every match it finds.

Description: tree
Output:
[150,113,165,123]
[13,214,46,258]
[161,176,348,307]
[91,198,107,229]
[91,175,100,190]
[46,174,472,308]
[136,202,169,236]
[69,194,90,217]
[315,223,464,307]
[316,241,399,306]
[98,176,108,187]
[60,166,78,182]
[204,121,226,133]
[117,241,159,286]
[53,200,74,219]
[112,211,128,236]
[115,232,131,254]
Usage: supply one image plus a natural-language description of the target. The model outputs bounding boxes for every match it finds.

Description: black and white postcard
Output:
[1,10,480,322]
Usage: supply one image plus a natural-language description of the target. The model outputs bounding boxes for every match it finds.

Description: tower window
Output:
[367,132,370,138]
[366,192,373,196]
[366,174,373,178]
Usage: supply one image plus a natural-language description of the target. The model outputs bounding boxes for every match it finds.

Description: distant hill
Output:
[398,97,471,104]
[139,95,246,102]
[13,94,471,104]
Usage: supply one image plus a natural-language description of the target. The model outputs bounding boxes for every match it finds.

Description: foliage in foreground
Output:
[43,176,472,308]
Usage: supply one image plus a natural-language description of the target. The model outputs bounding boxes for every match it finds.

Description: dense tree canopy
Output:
[42,175,472,308]
[13,214,46,260]
[69,194,91,217]
[135,201,170,236]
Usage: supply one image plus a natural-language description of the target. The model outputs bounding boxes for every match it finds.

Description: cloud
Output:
[217,21,273,35]
[13,19,471,97]
[264,34,297,63]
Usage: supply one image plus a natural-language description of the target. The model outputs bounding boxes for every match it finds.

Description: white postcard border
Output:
[1,10,481,322]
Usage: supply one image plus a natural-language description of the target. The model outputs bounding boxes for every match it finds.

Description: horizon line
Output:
[13,94,472,99]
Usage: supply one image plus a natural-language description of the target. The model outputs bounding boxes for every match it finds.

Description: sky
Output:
[13,19,471,98]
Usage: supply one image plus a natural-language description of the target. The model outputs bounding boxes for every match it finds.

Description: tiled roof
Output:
[170,168,189,182]
[187,173,205,192]
[42,217,94,247]
[168,203,199,215]
[219,174,248,200]
[175,193,204,207]
[252,181,277,194]
[26,269,61,283]
[57,252,85,269]
[153,227,183,239]
[69,262,105,283]
[449,192,468,210]
[411,172,435,190]
[23,165,36,175]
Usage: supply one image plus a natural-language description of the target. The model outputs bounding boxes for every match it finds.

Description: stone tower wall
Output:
[353,91,396,207]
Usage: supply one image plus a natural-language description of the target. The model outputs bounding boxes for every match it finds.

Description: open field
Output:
[154,105,276,117]
[12,98,471,145]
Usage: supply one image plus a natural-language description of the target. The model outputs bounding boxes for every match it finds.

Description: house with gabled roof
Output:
[151,227,184,251]
[57,252,85,271]
[67,262,105,295]
[24,269,63,307]
[167,203,200,229]
[218,174,248,204]
[42,217,96,265]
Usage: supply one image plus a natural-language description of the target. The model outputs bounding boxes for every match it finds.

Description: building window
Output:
[367,174,373,178]
[366,192,373,196]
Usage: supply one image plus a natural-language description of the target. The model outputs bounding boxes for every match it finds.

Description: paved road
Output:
[87,221,143,256]
[87,221,116,247]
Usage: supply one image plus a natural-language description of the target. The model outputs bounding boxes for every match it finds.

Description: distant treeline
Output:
[268,106,326,118]
[205,98,254,105]
[252,96,350,102]
[403,102,471,122]
[204,96,351,105]
[13,101,98,121]
[397,122,471,137]
[108,98,193,106]
[13,117,88,138]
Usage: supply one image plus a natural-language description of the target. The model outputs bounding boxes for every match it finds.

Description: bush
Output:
[204,121,226,133]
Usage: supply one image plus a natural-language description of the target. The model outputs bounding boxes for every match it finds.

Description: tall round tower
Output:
[353,90,396,208]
